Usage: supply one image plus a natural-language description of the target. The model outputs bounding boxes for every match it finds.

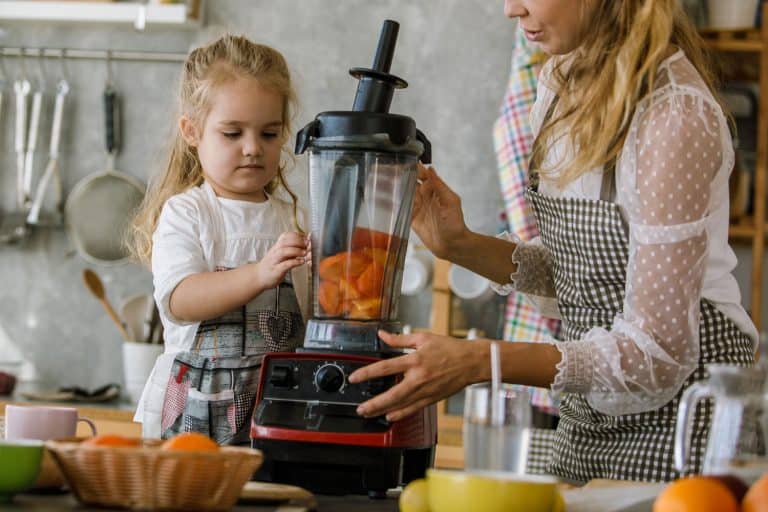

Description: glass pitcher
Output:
[674,363,767,481]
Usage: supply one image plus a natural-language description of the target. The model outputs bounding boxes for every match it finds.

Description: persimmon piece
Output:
[338,278,360,301]
[361,247,389,267]
[347,297,382,320]
[351,228,392,251]
[82,434,142,447]
[318,280,342,316]
[161,432,219,452]
[356,263,384,298]
[318,252,369,281]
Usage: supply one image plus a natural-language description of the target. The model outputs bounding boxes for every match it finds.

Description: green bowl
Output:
[0,440,44,502]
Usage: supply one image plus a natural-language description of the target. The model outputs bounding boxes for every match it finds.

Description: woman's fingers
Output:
[378,330,425,349]
[355,378,416,418]
[385,397,437,422]
[348,353,411,384]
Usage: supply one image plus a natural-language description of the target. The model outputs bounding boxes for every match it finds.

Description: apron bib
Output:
[526,182,753,481]
[159,186,305,445]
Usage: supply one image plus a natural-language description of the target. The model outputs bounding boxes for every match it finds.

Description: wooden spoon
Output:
[82,268,130,341]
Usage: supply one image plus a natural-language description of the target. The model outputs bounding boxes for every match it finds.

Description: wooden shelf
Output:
[700,27,764,53]
[703,4,768,329]
[0,1,202,30]
[729,216,768,240]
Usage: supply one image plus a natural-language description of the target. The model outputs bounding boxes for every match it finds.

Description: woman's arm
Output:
[413,164,518,284]
[348,331,561,421]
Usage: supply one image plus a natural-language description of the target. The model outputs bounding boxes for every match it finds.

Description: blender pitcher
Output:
[674,363,766,478]
[295,19,431,353]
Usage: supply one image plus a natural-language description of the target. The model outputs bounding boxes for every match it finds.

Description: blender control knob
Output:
[315,364,345,393]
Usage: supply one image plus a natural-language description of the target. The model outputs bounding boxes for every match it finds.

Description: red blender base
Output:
[250,352,437,496]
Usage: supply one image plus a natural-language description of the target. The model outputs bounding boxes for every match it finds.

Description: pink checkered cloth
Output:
[493,28,561,414]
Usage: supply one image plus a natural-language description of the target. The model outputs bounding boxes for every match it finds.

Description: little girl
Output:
[130,34,310,443]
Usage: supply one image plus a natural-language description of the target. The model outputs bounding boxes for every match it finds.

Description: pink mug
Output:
[3,405,97,441]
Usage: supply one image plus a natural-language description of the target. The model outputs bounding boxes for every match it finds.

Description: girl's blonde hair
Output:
[130,34,302,266]
[530,0,720,186]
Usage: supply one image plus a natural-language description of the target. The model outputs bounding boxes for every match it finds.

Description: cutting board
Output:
[238,481,317,511]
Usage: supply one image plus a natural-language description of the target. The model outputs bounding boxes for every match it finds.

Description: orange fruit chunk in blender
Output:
[161,432,219,452]
[351,228,392,251]
[318,251,369,281]
[347,297,382,319]
[356,263,384,298]
[318,280,342,316]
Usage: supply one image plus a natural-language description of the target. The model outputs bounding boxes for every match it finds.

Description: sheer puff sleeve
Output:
[553,91,730,415]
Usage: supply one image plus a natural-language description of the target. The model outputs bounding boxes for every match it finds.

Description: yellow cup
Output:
[426,469,561,512]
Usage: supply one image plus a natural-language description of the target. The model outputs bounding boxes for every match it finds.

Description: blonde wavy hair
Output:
[130,34,302,266]
[530,0,721,186]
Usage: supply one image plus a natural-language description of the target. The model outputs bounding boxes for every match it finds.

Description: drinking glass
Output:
[463,383,531,473]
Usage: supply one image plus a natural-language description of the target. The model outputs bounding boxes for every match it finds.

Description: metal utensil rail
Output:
[0,46,187,63]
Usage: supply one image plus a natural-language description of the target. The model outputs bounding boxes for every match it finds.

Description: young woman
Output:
[349,0,759,482]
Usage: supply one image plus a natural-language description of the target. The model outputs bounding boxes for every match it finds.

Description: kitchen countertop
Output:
[6,491,399,512]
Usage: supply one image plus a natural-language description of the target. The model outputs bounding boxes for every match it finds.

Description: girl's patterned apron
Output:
[524,150,754,482]
[159,188,305,446]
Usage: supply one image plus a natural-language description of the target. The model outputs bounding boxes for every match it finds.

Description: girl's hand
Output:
[412,163,470,259]
[348,330,486,422]
[255,232,309,289]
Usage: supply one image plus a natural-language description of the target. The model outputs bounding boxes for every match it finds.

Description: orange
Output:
[653,476,739,512]
[81,434,142,447]
[743,473,768,512]
[161,432,219,452]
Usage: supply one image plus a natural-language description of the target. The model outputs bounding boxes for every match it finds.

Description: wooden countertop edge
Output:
[0,399,137,422]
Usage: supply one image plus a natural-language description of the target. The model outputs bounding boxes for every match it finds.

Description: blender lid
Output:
[296,19,431,163]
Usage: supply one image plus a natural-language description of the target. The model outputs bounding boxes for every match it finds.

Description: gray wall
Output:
[0,0,514,390]
[0,1,763,392]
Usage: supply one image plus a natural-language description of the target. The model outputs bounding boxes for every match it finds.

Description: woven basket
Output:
[45,439,263,511]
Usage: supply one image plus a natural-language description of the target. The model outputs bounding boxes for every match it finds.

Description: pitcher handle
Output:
[674,381,712,473]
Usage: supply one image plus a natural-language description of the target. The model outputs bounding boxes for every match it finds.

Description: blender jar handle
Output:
[674,381,713,473]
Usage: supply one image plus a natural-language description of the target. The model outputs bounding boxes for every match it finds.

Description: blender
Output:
[250,20,437,497]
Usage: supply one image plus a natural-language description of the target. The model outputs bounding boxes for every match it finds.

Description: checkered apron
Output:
[160,279,305,445]
[523,167,754,482]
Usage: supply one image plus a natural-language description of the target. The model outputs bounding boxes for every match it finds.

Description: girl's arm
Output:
[169,232,308,323]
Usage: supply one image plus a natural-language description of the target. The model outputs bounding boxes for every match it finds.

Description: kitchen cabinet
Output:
[700,2,768,329]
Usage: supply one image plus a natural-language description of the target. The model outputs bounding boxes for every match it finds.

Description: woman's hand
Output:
[254,232,310,289]
[348,330,488,422]
[412,163,470,259]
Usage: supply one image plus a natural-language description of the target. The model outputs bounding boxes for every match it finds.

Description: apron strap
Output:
[529,94,618,203]
[600,157,617,203]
